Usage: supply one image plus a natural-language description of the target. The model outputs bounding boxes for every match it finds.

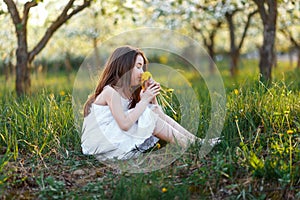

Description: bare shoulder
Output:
[94,85,116,106]
[103,85,118,98]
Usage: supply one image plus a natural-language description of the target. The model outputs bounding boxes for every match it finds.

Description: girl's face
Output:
[130,54,144,86]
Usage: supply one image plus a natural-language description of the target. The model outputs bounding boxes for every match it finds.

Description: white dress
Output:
[81,95,159,161]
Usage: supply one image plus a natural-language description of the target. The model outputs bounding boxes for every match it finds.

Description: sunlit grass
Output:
[0,71,76,94]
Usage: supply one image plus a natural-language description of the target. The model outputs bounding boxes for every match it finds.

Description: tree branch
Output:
[23,1,38,25]
[3,0,21,25]
[238,10,258,51]
[67,0,91,19]
[193,21,222,48]
[253,0,268,24]
[210,21,222,41]
[28,0,92,62]
[192,24,208,47]
[280,29,300,48]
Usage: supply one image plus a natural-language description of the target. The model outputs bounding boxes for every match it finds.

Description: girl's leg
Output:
[162,113,197,141]
[151,106,197,141]
[151,105,220,146]
[153,117,195,148]
[160,114,221,146]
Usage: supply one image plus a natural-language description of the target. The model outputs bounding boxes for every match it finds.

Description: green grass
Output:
[0,61,300,199]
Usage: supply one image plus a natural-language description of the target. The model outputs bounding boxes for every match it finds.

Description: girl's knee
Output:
[150,104,163,114]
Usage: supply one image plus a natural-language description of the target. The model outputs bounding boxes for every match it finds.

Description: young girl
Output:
[81,45,202,161]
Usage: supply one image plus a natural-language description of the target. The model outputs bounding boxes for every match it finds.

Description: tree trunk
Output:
[288,48,294,68]
[254,0,277,83]
[64,52,73,72]
[230,51,240,76]
[93,38,101,68]
[207,45,215,74]
[226,12,239,76]
[225,9,257,77]
[16,50,30,95]
[64,52,73,81]
[280,29,300,69]
[259,24,276,82]
[16,27,30,95]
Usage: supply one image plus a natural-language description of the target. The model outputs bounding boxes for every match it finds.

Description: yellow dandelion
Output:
[140,71,177,116]
[60,90,65,96]
[166,88,174,93]
[284,111,290,115]
[141,71,152,83]
[156,143,161,149]
[159,55,168,64]
[162,187,167,193]
[141,71,152,90]
[234,89,239,95]
[287,130,294,135]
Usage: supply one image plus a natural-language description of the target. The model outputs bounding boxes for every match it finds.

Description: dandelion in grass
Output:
[162,187,167,193]
[287,129,294,178]
[60,90,65,96]
[234,89,239,95]
[141,71,177,115]
[156,143,161,149]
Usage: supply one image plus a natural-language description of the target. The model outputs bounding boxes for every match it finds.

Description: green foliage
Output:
[0,9,6,15]
[0,76,80,192]
[37,175,67,199]
[157,85,181,122]
[226,74,300,186]
[33,55,85,72]
[0,89,79,155]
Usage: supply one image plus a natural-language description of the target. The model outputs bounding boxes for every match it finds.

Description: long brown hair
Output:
[83,46,148,117]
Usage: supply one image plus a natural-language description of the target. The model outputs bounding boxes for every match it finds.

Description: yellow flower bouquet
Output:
[141,72,178,117]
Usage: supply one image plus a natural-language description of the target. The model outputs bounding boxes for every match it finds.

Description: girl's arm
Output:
[103,85,160,131]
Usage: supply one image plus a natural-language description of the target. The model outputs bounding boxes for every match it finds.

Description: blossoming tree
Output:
[3,0,93,96]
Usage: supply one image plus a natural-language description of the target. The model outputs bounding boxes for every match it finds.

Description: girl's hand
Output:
[140,81,160,103]
[144,78,160,89]
[149,80,160,104]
